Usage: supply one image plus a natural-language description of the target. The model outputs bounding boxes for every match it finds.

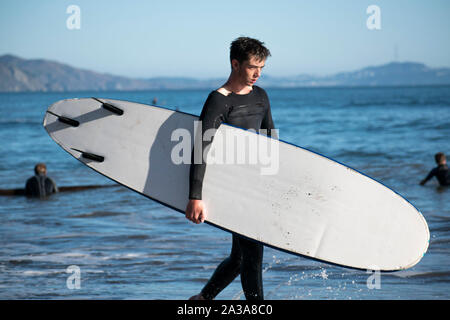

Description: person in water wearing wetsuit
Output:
[420,152,450,187]
[185,37,275,300]
[25,163,58,197]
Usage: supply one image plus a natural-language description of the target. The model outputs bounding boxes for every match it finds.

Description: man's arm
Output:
[420,168,436,185]
[25,177,34,196]
[49,177,59,193]
[186,92,228,223]
[188,92,228,200]
[260,88,276,138]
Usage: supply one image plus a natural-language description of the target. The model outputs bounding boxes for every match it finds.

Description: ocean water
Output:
[0,86,449,300]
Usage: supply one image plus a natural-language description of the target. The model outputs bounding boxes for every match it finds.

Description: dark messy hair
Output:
[435,152,446,164]
[230,37,271,64]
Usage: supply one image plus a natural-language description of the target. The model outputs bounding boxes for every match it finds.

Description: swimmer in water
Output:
[25,163,59,197]
[420,152,450,187]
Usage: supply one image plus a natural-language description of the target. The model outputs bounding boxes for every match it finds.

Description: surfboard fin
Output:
[46,111,80,127]
[92,97,124,115]
[71,148,105,162]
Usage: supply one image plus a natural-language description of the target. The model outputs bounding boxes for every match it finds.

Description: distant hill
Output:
[0,54,169,92]
[280,62,450,87]
[1,54,449,92]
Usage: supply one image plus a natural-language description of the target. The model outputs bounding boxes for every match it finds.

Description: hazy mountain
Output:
[1,54,449,92]
[0,54,156,92]
[258,62,450,87]
[312,62,450,87]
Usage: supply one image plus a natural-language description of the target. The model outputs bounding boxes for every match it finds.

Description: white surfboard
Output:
[43,97,429,271]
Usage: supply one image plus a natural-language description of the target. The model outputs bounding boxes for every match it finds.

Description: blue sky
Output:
[1,0,449,78]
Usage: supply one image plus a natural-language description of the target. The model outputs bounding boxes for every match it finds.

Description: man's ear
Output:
[231,59,240,71]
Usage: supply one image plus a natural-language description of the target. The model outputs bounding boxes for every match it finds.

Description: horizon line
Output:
[1,53,449,81]
[2,84,450,95]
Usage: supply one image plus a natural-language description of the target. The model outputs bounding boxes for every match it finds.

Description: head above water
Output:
[435,152,446,165]
[34,163,47,175]
[229,37,271,87]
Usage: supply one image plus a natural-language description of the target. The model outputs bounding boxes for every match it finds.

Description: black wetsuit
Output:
[422,164,450,186]
[189,85,275,300]
[25,174,58,197]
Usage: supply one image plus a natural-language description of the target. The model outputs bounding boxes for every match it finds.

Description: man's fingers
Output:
[198,208,206,223]
[188,212,197,223]
[190,210,204,224]
[186,208,200,224]
[185,202,195,222]
[185,200,206,224]
[195,209,203,224]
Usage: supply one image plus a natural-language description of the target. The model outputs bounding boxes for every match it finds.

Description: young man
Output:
[25,163,58,197]
[185,37,275,300]
[420,152,450,186]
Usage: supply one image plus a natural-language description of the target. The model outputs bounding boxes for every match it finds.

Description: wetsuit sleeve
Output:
[421,168,437,185]
[189,92,228,200]
[25,177,34,196]
[260,89,277,139]
[50,178,59,193]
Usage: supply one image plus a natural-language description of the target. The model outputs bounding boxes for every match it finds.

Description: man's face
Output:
[233,56,265,87]
[36,165,46,175]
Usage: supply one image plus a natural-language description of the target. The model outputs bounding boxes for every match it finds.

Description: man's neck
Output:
[221,74,252,95]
